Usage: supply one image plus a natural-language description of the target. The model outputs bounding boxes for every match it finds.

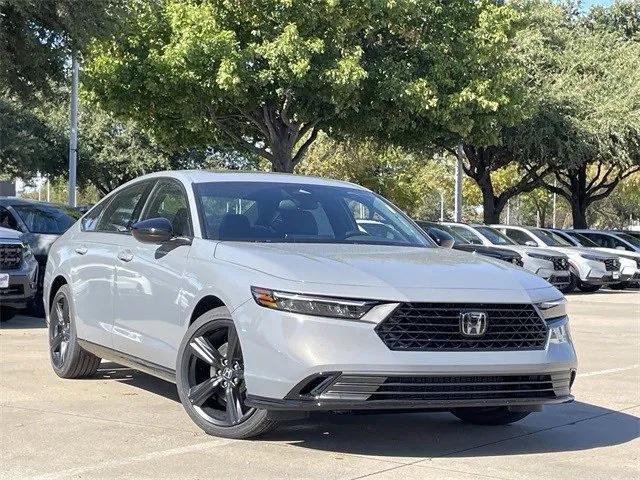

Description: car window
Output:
[562,231,597,247]
[615,233,640,249]
[12,204,80,234]
[448,225,483,245]
[0,207,19,231]
[580,232,628,250]
[96,182,150,234]
[504,228,537,246]
[531,228,572,247]
[194,181,432,247]
[474,226,516,245]
[142,181,192,237]
[81,200,109,232]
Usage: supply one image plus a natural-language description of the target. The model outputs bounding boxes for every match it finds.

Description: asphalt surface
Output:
[1,290,638,480]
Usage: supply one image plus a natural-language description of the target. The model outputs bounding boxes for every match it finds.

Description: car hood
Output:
[214,242,549,291]
[545,246,614,260]
[490,245,567,258]
[593,247,640,260]
[0,226,21,241]
[453,244,519,259]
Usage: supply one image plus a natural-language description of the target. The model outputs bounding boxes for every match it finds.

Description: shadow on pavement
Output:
[0,314,46,329]
[96,363,639,458]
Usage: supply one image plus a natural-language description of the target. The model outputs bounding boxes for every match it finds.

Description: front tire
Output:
[48,285,101,378]
[451,407,531,425]
[176,307,278,439]
[0,306,17,322]
[577,282,601,293]
[558,273,577,294]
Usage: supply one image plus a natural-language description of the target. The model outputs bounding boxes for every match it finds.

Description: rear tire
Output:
[451,407,531,425]
[176,307,278,439]
[48,285,101,379]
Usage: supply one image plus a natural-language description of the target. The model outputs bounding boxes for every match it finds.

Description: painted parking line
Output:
[577,364,640,377]
[29,439,238,480]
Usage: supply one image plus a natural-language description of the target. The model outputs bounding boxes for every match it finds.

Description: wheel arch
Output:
[189,295,227,326]
[49,274,70,310]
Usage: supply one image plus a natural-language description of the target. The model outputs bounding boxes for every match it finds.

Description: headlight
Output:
[22,242,33,257]
[547,318,571,345]
[251,287,377,319]
[580,253,605,262]
[536,298,567,320]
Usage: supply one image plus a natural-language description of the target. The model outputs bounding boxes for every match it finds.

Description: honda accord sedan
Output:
[44,171,576,439]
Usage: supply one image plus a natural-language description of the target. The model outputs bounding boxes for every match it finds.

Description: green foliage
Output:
[0,0,124,97]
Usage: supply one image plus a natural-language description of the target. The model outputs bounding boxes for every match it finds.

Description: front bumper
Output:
[234,301,578,410]
[576,259,621,285]
[0,260,38,309]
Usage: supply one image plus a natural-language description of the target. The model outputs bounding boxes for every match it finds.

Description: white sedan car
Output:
[44,171,576,438]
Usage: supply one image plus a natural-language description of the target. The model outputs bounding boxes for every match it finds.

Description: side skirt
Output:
[77,339,176,383]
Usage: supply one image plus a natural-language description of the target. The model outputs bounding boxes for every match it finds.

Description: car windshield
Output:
[194,181,433,247]
[531,228,573,246]
[615,232,640,248]
[415,221,467,245]
[564,231,598,247]
[12,204,81,234]
[474,226,517,245]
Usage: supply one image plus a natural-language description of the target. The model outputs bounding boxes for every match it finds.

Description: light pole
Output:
[453,145,463,222]
[439,191,445,221]
[552,178,557,228]
[68,52,79,207]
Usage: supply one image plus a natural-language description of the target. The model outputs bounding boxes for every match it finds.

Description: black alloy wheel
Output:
[176,309,278,438]
[50,294,71,368]
[184,320,254,426]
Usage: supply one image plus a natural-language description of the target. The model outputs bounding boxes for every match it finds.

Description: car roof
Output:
[130,170,369,191]
[0,197,69,209]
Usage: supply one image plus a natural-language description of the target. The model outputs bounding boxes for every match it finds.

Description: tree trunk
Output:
[569,167,589,228]
[480,182,501,224]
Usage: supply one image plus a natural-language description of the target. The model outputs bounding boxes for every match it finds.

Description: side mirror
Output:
[428,227,455,249]
[525,240,538,247]
[132,217,173,244]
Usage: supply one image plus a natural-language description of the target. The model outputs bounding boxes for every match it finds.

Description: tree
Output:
[527,4,640,228]
[84,0,522,173]
[0,0,124,97]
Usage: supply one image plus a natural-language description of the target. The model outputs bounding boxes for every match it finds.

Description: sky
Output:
[582,0,614,8]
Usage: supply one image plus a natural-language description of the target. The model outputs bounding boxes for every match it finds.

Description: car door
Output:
[71,181,153,348]
[112,179,194,368]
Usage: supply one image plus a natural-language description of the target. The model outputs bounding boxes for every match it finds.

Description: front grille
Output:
[553,257,569,271]
[0,285,23,296]
[319,372,571,402]
[0,243,23,270]
[604,258,620,271]
[376,303,547,351]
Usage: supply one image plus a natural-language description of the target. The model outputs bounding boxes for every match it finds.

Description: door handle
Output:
[75,245,88,255]
[117,249,134,262]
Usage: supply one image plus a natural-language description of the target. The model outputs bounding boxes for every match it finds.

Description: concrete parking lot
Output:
[1,291,638,480]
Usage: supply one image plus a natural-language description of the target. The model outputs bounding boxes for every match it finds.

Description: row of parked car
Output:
[417,221,640,293]
[1,193,638,322]
[0,197,81,321]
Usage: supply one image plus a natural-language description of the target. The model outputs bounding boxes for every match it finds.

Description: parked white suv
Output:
[491,225,621,293]
[441,222,571,291]
[44,172,577,438]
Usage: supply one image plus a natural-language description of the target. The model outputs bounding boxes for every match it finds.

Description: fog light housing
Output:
[548,318,571,345]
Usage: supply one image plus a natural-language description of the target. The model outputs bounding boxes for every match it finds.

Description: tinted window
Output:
[504,228,537,246]
[12,204,80,234]
[531,228,572,247]
[81,200,109,232]
[615,233,640,248]
[449,225,483,245]
[143,181,192,236]
[0,207,19,231]
[580,232,629,250]
[97,182,150,234]
[562,231,597,247]
[194,182,432,247]
[474,226,516,245]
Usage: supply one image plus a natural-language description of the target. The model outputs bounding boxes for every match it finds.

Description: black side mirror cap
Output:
[132,217,173,244]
